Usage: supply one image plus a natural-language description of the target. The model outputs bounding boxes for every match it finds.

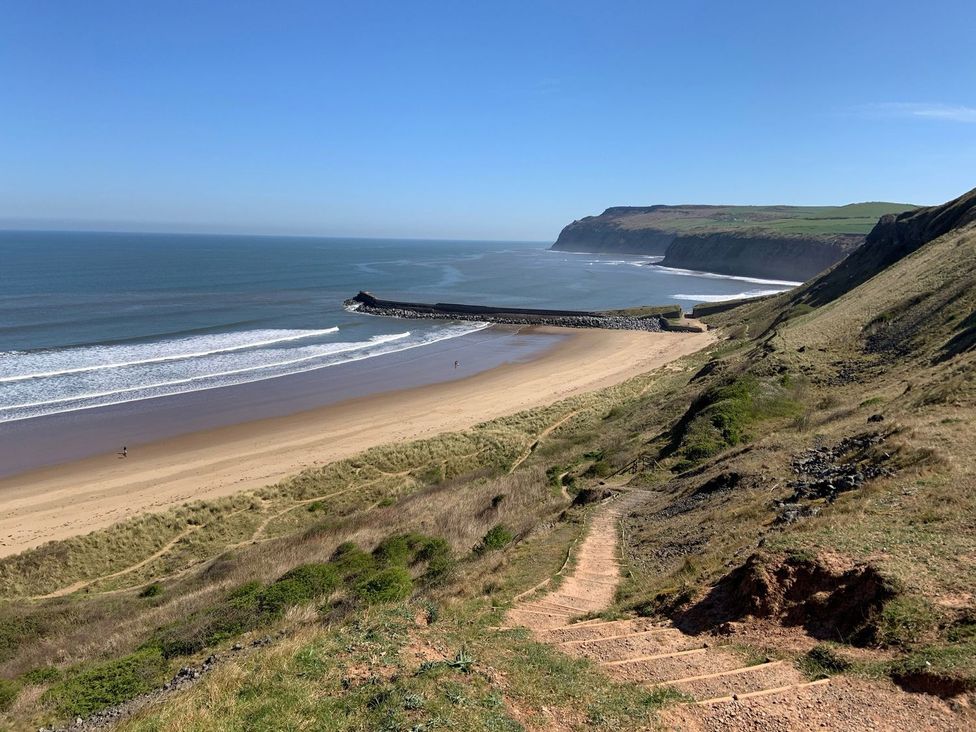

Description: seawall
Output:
[345,292,675,332]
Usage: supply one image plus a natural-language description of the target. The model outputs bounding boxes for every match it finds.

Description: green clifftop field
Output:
[552,202,916,281]
[2,189,975,731]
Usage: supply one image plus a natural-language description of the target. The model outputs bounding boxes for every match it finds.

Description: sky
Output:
[1,0,975,241]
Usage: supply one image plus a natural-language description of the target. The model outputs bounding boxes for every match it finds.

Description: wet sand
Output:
[0,326,713,556]
[0,325,563,478]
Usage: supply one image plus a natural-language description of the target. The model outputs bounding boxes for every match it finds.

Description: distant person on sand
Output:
[121,445,127,458]
[454,360,459,369]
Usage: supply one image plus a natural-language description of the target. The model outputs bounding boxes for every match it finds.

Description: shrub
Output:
[372,534,418,567]
[800,645,851,678]
[785,303,815,320]
[331,542,376,580]
[0,615,41,663]
[22,666,60,685]
[0,678,18,713]
[583,460,611,478]
[139,582,163,598]
[421,551,456,586]
[672,374,801,463]
[480,525,514,551]
[875,596,942,648]
[258,563,339,615]
[44,648,169,717]
[355,567,413,604]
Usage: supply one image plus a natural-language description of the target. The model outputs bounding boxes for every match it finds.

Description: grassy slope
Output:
[613,191,976,688]
[609,202,915,236]
[0,360,706,730]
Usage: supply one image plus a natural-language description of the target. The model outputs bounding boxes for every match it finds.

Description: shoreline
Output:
[0,324,563,478]
[0,326,713,557]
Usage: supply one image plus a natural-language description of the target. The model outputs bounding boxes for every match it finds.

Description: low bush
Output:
[0,614,42,663]
[479,525,514,552]
[799,644,851,678]
[0,678,18,713]
[875,596,942,648]
[138,582,163,599]
[258,563,339,615]
[22,666,60,685]
[670,373,801,464]
[583,460,612,478]
[331,542,377,581]
[355,567,413,604]
[43,648,169,717]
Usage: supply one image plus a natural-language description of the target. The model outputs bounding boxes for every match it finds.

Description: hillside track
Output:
[503,492,969,731]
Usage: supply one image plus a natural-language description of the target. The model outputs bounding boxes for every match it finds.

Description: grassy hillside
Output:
[1,189,974,730]
[553,201,920,282]
[600,202,916,236]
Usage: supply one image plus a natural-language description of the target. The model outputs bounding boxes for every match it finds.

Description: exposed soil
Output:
[674,552,896,644]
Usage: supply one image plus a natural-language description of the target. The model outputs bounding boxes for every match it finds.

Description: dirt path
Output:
[508,411,578,474]
[503,492,970,731]
[504,489,645,629]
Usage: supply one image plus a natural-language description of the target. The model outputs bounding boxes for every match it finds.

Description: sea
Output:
[0,230,797,426]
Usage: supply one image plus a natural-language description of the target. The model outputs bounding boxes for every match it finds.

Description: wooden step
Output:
[558,627,682,646]
[605,647,746,685]
[695,677,830,705]
[647,660,783,687]
[524,601,589,614]
[674,663,807,701]
[542,617,665,633]
[507,607,572,618]
[542,593,608,606]
[602,647,707,667]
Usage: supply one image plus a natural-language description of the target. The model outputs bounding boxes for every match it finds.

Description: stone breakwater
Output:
[345,292,664,332]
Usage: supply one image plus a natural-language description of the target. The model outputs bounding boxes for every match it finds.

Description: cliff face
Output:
[554,212,677,255]
[660,232,861,282]
[552,202,914,281]
[800,187,976,306]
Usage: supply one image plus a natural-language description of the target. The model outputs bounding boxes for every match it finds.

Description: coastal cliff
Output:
[659,231,860,281]
[552,202,914,281]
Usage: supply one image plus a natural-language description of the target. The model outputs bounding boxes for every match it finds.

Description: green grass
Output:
[0,679,17,713]
[43,648,170,718]
[798,645,852,679]
[117,601,680,732]
[0,362,680,602]
[669,373,803,464]
[355,567,413,604]
[478,525,514,552]
[608,202,915,236]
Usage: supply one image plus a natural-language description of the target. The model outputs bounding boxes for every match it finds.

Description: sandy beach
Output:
[0,326,712,557]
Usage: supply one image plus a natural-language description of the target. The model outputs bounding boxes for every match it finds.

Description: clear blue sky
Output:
[1,0,974,240]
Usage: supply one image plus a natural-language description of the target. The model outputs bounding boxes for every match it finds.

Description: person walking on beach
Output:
[454,360,459,369]
[121,445,127,458]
